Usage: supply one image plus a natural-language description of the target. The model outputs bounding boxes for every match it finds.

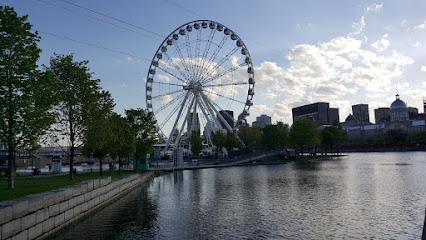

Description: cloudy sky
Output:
[6,0,426,125]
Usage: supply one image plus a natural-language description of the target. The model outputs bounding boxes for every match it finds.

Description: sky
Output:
[5,0,426,126]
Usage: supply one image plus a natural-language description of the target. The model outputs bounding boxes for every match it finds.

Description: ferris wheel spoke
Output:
[165,93,191,149]
[174,42,194,80]
[203,35,229,76]
[158,93,189,129]
[195,30,216,81]
[203,82,247,88]
[152,81,185,87]
[154,92,186,114]
[202,88,246,105]
[199,46,239,82]
[185,34,197,80]
[156,65,188,83]
[203,62,248,85]
[151,89,185,100]
[201,92,234,132]
[162,52,192,81]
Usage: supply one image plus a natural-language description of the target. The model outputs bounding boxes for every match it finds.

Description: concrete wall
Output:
[0,172,154,240]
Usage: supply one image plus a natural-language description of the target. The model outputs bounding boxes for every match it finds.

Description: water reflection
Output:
[50,152,426,239]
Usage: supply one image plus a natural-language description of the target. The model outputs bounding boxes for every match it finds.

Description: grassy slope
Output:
[0,171,137,202]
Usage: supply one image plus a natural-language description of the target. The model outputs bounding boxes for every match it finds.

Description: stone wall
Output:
[0,172,154,240]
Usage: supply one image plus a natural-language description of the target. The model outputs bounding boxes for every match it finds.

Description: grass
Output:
[0,170,138,202]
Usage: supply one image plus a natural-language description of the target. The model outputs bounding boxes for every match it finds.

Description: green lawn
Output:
[0,170,138,202]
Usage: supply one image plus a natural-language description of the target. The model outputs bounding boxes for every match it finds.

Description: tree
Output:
[109,113,136,174]
[212,130,226,151]
[262,122,289,150]
[125,108,157,171]
[238,125,262,150]
[289,118,321,158]
[189,130,203,157]
[46,54,102,180]
[0,7,57,189]
[81,91,115,176]
[225,131,243,150]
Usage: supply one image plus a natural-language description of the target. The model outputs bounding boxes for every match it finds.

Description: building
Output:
[408,107,419,120]
[187,112,200,134]
[352,104,370,123]
[217,110,234,131]
[292,102,339,127]
[390,94,409,122]
[374,108,390,124]
[252,114,272,129]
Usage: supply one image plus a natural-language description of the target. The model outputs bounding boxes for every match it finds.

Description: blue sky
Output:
[5,0,426,126]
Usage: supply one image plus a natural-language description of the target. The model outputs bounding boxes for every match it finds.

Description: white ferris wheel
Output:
[145,20,255,149]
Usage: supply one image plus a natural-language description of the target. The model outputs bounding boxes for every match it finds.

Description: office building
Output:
[187,112,200,134]
[252,114,272,129]
[292,102,339,127]
[374,108,390,124]
[352,104,369,123]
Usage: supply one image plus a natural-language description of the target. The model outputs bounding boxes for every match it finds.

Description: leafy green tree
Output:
[82,91,115,176]
[109,113,136,174]
[46,54,101,180]
[289,118,321,158]
[0,6,57,189]
[212,130,226,150]
[225,131,243,150]
[262,122,289,150]
[125,108,157,171]
[238,125,262,150]
[189,130,203,157]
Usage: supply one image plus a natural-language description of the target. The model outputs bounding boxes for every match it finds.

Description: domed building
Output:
[390,94,409,122]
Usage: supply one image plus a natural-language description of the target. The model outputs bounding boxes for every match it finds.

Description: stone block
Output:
[76,195,85,205]
[13,199,29,219]
[28,223,42,240]
[48,204,59,217]
[35,208,49,224]
[2,218,21,239]
[0,203,13,225]
[99,193,104,203]
[68,197,77,209]
[58,201,69,214]
[42,192,56,208]
[99,177,110,187]
[63,187,73,201]
[51,189,65,203]
[80,202,88,213]
[79,183,88,194]
[54,213,65,227]
[87,181,94,191]
[42,218,54,234]
[73,205,82,216]
[84,191,92,202]
[11,229,27,240]
[72,185,81,197]
[93,179,100,189]
[21,212,37,230]
[26,194,43,213]
[64,209,73,222]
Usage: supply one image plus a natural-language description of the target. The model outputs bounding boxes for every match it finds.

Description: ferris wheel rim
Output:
[145,20,255,144]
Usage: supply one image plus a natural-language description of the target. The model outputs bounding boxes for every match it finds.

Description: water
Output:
[50,152,426,239]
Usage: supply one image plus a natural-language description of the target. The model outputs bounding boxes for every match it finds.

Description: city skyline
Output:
[5,0,426,125]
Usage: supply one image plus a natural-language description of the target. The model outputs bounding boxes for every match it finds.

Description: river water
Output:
[50,152,426,239]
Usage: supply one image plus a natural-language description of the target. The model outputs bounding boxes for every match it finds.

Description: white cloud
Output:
[413,41,420,47]
[371,34,390,52]
[421,66,426,72]
[121,84,127,87]
[349,17,366,36]
[413,21,426,31]
[159,95,172,104]
[367,3,383,12]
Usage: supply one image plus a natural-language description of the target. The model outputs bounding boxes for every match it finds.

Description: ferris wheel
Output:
[146,20,255,149]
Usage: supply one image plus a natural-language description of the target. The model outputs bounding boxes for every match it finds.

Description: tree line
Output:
[0,6,156,190]
[188,118,347,158]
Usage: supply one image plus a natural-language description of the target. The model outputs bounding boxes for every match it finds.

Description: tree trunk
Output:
[7,84,15,190]
[7,146,15,190]
[69,146,74,180]
[99,156,103,176]
[118,156,121,175]
[134,157,138,173]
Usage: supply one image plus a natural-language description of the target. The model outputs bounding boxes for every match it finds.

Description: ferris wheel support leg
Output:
[194,93,216,136]
[174,97,196,148]
[201,92,234,132]
[165,92,189,151]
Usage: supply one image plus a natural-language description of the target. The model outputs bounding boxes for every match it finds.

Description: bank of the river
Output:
[0,172,154,240]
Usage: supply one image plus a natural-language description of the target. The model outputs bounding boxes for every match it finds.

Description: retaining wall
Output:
[0,172,154,240]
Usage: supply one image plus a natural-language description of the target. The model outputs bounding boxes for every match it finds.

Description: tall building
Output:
[252,114,272,129]
[408,107,419,120]
[292,102,339,127]
[217,110,234,132]
[352,104,369,123]
[374,108,390,124]
[187,112,200,134]
[390,94,409,122]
